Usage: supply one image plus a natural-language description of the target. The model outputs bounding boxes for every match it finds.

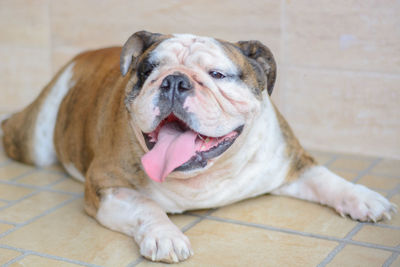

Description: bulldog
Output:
[1,31,395,263]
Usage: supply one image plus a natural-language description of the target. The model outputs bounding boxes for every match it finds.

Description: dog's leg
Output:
[272,165,396,222]
[95,187,193,263]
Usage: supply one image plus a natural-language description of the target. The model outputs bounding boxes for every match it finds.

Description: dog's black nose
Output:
[160,74,192,96]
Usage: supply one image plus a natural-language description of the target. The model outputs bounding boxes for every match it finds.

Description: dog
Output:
[2,31,395,263]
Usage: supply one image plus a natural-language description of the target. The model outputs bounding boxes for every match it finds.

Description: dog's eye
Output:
[139,62,157,80]
[209,71,226,79]
[142,69,153,79]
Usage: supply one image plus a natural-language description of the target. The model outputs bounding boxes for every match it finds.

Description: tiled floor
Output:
[0,143,399,267]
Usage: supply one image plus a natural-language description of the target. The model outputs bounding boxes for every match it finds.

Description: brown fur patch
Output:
[273,104,317,183]
[53,47,149,217]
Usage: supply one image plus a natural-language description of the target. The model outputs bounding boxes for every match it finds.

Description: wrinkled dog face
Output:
[121,31,276,181]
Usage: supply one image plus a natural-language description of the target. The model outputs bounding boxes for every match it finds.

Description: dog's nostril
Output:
[160,74,192,94]
[160,78,170,91]
[177,80,191,92]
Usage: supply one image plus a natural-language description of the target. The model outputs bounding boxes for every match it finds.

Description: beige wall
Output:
[0,0,399,159]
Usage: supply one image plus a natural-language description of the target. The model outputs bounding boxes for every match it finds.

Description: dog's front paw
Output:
[139,226,193,263]
[335,184,396,222]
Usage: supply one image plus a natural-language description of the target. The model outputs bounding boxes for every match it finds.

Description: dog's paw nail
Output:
[140,230,192,263]
[335,184,394,223]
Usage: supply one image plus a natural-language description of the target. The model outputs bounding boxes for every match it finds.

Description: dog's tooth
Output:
[205,137,210,143]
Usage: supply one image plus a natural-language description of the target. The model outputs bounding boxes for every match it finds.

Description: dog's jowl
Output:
[1,31,395,263]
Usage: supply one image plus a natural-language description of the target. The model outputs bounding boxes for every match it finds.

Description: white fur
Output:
[33,63,75,166]
[273,165,395,222]
[63,163,85,182]
[96,188,193,263]
[141,91,290,213]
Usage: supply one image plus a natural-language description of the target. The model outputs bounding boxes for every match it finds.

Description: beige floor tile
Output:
[10,255,81,267]
[0,184,34,201]
[357,174,399,191]
[138,219,337,267]
[0,152,9,164]
[42,163,65,173]
[212,195,357,238]
[0,191,70,224]
[169,214,197,229]
[51,178,84,194]
[0,222,14,233]
[0,200,8,208]
[0,248,21,265]
[0,162,34,180]
[186,208,214,216]
[392,255,400,267]
[15,171,64,187]
[329,157,373,172]
[384,194,400,227]
[371,159,400,177]
[308,150,335,165]
[333,170,359,182]
[327,244,391,267]
[1,199,140,266]
[352,225,400,247]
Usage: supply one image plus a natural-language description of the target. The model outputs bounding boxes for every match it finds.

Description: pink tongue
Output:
[141,123,198,182]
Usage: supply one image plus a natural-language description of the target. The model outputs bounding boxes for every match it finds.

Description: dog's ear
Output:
[236,40,276,95]
[120,31,163,76]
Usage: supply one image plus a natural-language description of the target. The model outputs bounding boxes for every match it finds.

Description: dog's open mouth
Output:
[141,114,243,182]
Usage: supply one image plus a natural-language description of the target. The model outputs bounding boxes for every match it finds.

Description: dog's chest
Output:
[140,153,290,213]
[139,102,290,213]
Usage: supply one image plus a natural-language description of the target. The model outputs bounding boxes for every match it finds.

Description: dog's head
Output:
[121,31,276,182]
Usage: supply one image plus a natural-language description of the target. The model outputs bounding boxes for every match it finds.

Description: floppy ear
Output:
[236,40,277,95]
[120,30,163,76]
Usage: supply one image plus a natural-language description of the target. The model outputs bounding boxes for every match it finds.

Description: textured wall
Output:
[0,0,399,159]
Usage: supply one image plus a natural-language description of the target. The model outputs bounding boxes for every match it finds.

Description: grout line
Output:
[194,214,400,253]
[9,169,39,182]
[0,244,103,267]
[2,252,30,267]
[323,154,339,168]
[370,172,400,179]
[0,191,40,212]
[0,179,83,197]
[0,195,81,239]
[317,223,364,266]
[314,158,391,266]
[316,243,345,267]
[383,251,399,267]
[183,209,217,233]
[351,158,382,184]
[365,222,400,231]
[386,184,400,200]
[126,257,144,267]
[0,219,18,226]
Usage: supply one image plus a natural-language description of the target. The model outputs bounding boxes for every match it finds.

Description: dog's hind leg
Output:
[1,62,75,166]
[272,165,396,222]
